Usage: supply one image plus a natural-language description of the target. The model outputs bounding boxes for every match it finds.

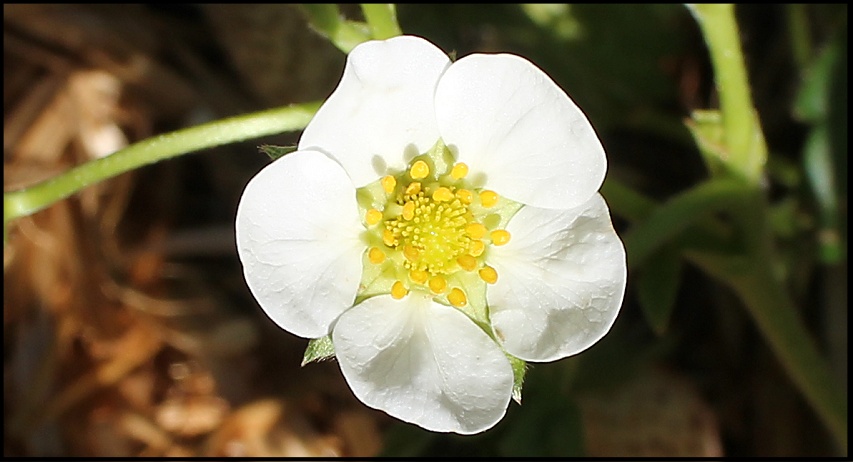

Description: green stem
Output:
[361,4,403,40]
[300,4,373,54]
[4,101,321,239]
[689,4,766,181]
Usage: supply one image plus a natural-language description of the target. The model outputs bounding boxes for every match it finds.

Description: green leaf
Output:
[259,144,296,161]
[300,4,372,54]
[301,335,336,366]
[636,244,682,335]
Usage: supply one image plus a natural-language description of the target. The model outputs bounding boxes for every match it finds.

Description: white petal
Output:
[435,53,606,209]
[236,150,364,339]
[298,36,450,187]
[333,293,513,434]
[487,194,626,362]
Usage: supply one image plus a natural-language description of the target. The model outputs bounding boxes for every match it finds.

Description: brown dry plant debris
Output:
[4,4,381,457]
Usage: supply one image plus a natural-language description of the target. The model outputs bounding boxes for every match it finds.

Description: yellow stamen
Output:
[382,175,396,194]
[365,208,383,226]
[383,229,396,247]
[456,189,473,204]
[402,201,415,220]
[448,288,467,308]
[410,160,430,179]
[479,266,498,284]
[428,275,447,294]
[451,163,469,179]
[368,247,385,264]
[465,223,487,239]
[405,182,422,196]
[432,187,453,202]
[490,229,511,246]
[409,269,429,284]
[391,281,408,299]
[469,240,485,257]
[457,254,477,271]
[403,245,420,262]
[480,190,499,208]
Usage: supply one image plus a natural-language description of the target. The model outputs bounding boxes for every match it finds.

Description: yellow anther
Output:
[409,269,429,284]
[391,281,408,299]
[365,208,383,226]
[383,229,396,247]
[465,222,487,239]
[405,182,422,196]
[469,240,485,257]
[428,275,447,294]
[490,229,511,246]
[410,160,430,179]
[382,175,396,194]
[480,190,499,208]
[368,247,385,264]
[448,288,467,308]
[403,245,420,262]
[479,266,498,284]
[456,189,473,204]
[451,162,469,179]
[457,254,477,271]
[432,187,454,202]
[402,201,415,220]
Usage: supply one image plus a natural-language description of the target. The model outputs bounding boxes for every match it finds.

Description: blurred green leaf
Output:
[300,4,372,54]
[636,244,682,335]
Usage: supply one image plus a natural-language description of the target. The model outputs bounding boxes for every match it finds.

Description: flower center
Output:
[357,142,515,310]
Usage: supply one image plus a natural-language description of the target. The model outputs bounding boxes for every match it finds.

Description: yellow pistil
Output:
[428,275,447,294]
[382,175,396,194]
[368,247,385,264]
[410,160,430,179]
[480,190,499,208]
[391,281,408,299]
[490,229,511,246]
[451,162,469,179]
[479,266,498,284]
[365,208,383,226]
[448,288,467,307]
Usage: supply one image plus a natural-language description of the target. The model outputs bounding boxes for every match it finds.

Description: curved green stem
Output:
[361,4,403,40]
[689,4,766,182]
[5,101,321,241]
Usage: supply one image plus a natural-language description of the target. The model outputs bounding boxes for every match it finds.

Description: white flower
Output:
[236,35,626,434]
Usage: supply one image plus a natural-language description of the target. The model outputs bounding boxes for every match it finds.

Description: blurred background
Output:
[3,4,847,457]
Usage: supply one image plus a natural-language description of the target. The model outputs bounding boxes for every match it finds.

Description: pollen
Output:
[381,175,396,194]
[465,223,486,239]
[480,190,499,208]
[368,247,385,264]
[402,201,415,220]
[448,288,467,308]
[428,275,447,294]
[365,208,383,225]
[410,160,430,179]
[490,229,511,246]
[457,254,477,271]
[391,281,408,299]
[469,240,485,257]
[383,229,396,247]
[456,189,473,204]
[432,187,453,202]
[451,162,469,179]
[479,266,498,284]
[405,182,422,196]
[403,245,420,262]
[409,269,429,284]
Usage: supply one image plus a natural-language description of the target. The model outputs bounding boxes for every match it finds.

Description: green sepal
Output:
[259,144,297,161]
[507,353,527,405]
[301,334,336,366]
